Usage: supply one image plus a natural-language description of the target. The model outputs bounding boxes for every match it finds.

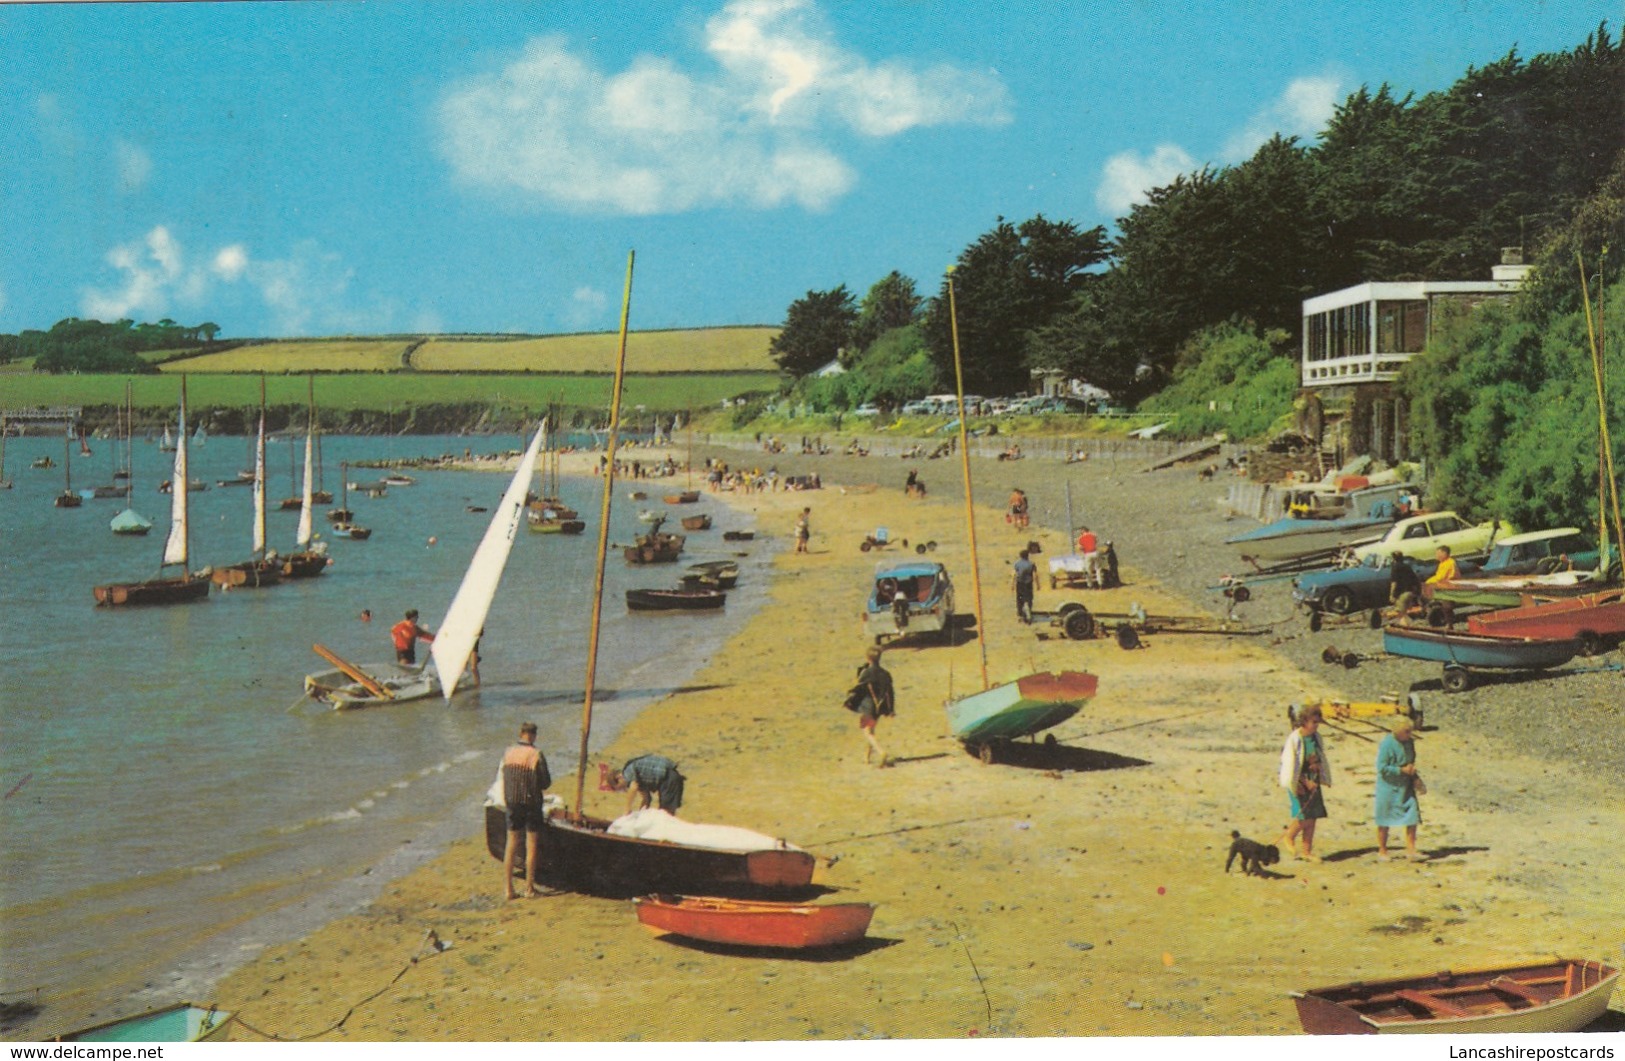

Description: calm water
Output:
[0,431,769,1019]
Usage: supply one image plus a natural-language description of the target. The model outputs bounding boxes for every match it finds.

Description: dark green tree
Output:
[852,272,921,353]
[769,286,858,377]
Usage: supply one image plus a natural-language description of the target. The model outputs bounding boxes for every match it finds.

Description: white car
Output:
[849,404,881,417]
[1350,511,1518,563]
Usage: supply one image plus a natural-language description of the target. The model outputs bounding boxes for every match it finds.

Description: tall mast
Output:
[947,270,989,690]
[574,251,636,817]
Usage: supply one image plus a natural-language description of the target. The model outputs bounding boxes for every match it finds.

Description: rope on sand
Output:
[950,919,995,1031]
[231,929,446,1042]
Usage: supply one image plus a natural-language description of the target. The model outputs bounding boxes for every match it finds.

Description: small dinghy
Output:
[626,587,726,612]
[634,895,874,950]
[681,514,712,531]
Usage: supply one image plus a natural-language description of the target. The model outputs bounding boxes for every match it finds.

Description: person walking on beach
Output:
[1007,488,1029,529]
[1276,705,1332,862]
[1374,716,1425,862]
[608,754,686,815]
[1076,525,1101,587]
[500,722,553,900]
[1012,548,1037,623]
[391,609,434,666]
[845,646,896,767]
[794,507,811,553]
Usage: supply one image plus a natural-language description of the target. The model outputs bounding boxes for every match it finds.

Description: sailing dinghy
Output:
[279,384,329,579]
[304,420,548,707]
[212,381,282,588]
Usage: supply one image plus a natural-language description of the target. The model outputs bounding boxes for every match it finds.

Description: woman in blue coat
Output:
[1374,715,1425,862]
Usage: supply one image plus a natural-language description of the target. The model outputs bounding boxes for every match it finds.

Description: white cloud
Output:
[1095,144,1197,216]
[565,285,609,330]
[115,139,152,193]
[436,0,1010,215]
[81,226,384,335]
[1222,73,1344,161]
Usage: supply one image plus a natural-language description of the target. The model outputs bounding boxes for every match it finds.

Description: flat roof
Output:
[1304,280,1521,315]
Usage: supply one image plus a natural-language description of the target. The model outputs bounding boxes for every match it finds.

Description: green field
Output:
[414,327,779,373]
[0,371,783,414]
[160,339,416,373]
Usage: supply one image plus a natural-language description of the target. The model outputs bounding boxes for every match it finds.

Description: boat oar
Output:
[312,643,395,700]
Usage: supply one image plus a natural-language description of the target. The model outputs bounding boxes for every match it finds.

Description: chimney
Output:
[1492,246,1531,284]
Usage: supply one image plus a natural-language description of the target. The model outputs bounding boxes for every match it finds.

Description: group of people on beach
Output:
[1277,704,1426,864]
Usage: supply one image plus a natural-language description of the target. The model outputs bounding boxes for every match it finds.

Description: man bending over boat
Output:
[391,609,435,665]
[608,754,686,815]
[501,722,553,900]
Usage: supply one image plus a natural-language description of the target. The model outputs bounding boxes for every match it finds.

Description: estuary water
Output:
[0,431,769,1027]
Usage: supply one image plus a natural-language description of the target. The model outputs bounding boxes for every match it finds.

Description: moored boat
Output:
[722,530,755,541]
[680,513,712,531]
[685,559,739,588]
[1292,958,1619,1034]
[212,381,283,590]
[626,587,726,611]
[664,490,701,504]
[634,895,874,950]
[1381,623,1580,691]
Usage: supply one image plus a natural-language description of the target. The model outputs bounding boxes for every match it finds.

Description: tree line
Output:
[1,317,222,374]
[770,25,1623,411]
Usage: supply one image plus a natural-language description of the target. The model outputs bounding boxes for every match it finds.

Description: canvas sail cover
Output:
[431,418,547,698]
[162,394,189,567]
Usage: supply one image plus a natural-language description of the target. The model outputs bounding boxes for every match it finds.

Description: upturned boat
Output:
[664,490,701,504]
[946,670,1099,760]
[1465,588,1625,656]
[1292,957,1619,1034]
[627,586,726,611]
[634,895,873,950]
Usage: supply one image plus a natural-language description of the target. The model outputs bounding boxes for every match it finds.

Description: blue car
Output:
[864,561,955,644]
[1292,554,1477,616]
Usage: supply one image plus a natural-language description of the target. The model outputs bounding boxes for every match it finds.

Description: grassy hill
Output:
[158,339,416,373]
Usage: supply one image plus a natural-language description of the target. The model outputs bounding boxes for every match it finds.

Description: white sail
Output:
[296,425,314,547]
[253,411,267,556]
[162,391,189,567]
[431,418,547,699]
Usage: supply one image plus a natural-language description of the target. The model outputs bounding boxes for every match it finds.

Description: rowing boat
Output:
[946,670,1098,759]
[57,1003,233,1042]
[634,895,874,949]
[1292,958,1619,1034]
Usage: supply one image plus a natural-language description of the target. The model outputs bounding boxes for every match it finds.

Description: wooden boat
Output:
[680,513,712,531]
[1381,624,1580,692]
[526,506,586,534]
[305,420,548,708]
[624,520,686,564]
[212,384,283,589]
[686,559,739,587]
[325,507,354,523]
[627,587,726,611]
[95,380,212,607]
[1292,958,1619,1034]
[1466,588,1625,656]
[158,478,207,493]
[1429,571,1608,608]
[58,1002,233,1042]
[628,490,648,501]
[634,895,874,950]
[382,473,416,486]
[328,463,370,539]
[664,490,700,504]
[946,670,1098,760]
[722,530,755,541]
[331,522,372,540]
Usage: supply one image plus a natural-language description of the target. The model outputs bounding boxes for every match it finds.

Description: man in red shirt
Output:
[391,609,434,665]
[1075,526,1102,587]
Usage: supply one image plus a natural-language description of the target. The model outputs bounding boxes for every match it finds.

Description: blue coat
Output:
[1373,734,1421,827]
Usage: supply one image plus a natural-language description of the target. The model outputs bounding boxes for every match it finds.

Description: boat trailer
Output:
[1289,693,1424,734]
[1034,597,1267,649]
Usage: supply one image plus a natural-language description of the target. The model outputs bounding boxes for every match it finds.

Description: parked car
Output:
[1476,527,1606,576]
[850,403,882,418]
[863,561,955,644]
[900,400,937,416]
[1350,511,1517,564]
[1293,553,1479,615]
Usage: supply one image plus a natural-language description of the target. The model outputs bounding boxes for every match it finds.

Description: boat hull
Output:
[1381,625,1580,669]
[664,491,701,504]
[59,1003,233,1042]
[484,810,816,897]
[635,895,874,949]
[680,515,712,531]
[211,560,283,588]
[93,575,211,607]
[304,661,439,707]
[947,670,1099,743]
[280,551,329,578]
[1293,959,1619,1034]
[627,588,727,611]
[1466,589,1625,651]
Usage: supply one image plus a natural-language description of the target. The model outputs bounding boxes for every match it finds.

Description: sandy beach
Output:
[202,443,1623,1041]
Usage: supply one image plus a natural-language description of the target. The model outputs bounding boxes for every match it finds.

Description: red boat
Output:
[1466,588,1625,657]
[634,895,874,950]
[663,490,700,504]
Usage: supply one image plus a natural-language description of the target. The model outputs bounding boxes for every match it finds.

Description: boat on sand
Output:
[1292,957,1619,1034]
[634,895,873,950]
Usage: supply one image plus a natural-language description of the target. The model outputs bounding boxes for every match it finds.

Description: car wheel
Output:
[1322,587,1355,615]
[1367,609,1385,629]
[1442,666,1471,693]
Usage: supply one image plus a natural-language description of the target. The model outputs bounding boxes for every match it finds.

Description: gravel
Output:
[696,438,1623,778]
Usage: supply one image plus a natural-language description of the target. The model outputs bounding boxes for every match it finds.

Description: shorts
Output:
[506,804,546,832]
[396,648,416,665]
[859,712,878,732]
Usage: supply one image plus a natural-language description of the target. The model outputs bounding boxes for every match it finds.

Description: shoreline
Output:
[51,446,1622,1040]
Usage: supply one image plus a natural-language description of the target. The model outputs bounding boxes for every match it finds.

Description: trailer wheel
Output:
[1442,666,1471,693]
[916,543,927,554]
[1576,630,1603,657]
[1229,584,1251,603]
[1062,607,1095,641]
[1308,611,1323,633]
[860,539,873,552]
[1341,651,1360,669]
[927,541,938,551]
[1368,609,1385,630]
[1116,625,1141,650]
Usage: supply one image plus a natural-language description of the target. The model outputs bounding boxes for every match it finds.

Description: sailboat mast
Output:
[574,250,636,816]
[254,376,268,558]
[946,272,989,690]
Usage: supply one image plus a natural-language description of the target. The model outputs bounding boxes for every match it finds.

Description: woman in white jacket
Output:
[1277,706,1333,862]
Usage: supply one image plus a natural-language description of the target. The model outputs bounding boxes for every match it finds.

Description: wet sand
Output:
[205,446,1624,1040]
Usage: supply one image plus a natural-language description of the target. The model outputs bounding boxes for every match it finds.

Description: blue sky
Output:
[0,0,1614,339]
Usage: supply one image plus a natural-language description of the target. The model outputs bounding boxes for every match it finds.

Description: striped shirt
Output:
[502,741,552,810]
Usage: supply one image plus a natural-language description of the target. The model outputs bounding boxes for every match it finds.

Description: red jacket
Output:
[392,619,433,651]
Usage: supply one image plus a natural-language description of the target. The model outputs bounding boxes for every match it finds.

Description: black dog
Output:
[1225,830,1280,876]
